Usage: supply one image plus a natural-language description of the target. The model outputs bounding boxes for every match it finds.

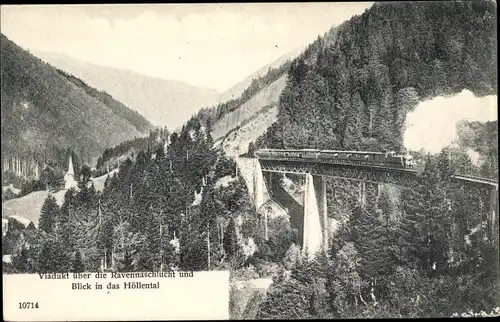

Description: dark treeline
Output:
[56,69,153,134]
[1,144,82,187]
[2,148,83,202]
[95,137,149,173]
[95,127,172,176]
[251,0,496,153]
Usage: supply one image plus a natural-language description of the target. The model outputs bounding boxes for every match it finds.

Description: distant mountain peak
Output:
[30,49,220,129]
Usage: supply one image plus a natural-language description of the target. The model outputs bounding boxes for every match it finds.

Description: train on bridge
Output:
[255,149,416,169]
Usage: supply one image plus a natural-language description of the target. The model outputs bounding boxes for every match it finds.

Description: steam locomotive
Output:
[254,149,416,169]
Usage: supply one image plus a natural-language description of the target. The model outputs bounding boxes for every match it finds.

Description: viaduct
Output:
[252,149,499,258]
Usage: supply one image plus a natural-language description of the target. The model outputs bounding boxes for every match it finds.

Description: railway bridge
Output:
[253,149,499,258]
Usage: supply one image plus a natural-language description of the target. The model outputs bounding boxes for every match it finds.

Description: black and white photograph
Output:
[1,2,498,320]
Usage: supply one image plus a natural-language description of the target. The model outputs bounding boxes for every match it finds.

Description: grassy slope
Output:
[1,170,116,227]
[1,189,66,227]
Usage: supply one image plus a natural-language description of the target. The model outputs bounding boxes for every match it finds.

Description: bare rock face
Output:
[222,106,278,158]
[211,76,287,142]
[216,45,305,105]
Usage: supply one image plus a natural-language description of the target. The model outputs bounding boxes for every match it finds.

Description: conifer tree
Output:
[401,155,452,274]
[134,239,154,271]
[12,247,32,273]
[437,148,454,183]
[326,242,363,316]
[72,250,85,273]
[117,250,134,272]
[59,188,77,249]
[88,182,97,199]
[38,239,71,273]
[342,91,363,150]
[223,217,239,259]
[76,180,92,205]
[80,165,92,184]
[155,145,165,159]
[39,195,60,234]
[353,183,395,300]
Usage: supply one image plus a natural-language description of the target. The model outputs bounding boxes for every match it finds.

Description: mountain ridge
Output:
[31,49,220,129]
[1,34,153,168]
[216,45,306,104]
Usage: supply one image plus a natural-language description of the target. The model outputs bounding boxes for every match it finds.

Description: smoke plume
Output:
[403,90,497,154]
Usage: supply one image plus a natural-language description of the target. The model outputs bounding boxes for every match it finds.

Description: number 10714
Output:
[19,302,39,309]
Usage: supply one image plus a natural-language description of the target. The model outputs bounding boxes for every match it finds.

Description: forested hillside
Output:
[33,49,220,129]
[56,69,152,134]
[191,58,292,135]
[252,0,497,153]
[94,127,170,176]
[0,34,153,170]
[457,120,498,178]
[3,115,291,277]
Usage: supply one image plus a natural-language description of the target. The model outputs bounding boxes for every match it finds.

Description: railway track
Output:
[254,149,497,186]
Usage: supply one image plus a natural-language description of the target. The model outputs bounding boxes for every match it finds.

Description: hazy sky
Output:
[1,3,373,92]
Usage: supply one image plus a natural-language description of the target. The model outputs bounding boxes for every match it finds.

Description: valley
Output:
[1,1,499,319]
[32,50,220,129]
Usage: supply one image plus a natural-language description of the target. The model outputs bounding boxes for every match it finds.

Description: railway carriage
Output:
[282,150,301,158]
[255,148,416,169]
[278,149,319,159]
[254,149,277,159]
[317,150,340,163]
[300,149,321,159]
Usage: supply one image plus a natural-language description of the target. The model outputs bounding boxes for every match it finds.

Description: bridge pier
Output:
[375,183,381,203]
[488,185,499,244]
[359,181,366,209]
[254,160,269,240]
[303,174,329,257]
[254,160,264,210]
[268,172,274,198]
[314,175,329,254]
